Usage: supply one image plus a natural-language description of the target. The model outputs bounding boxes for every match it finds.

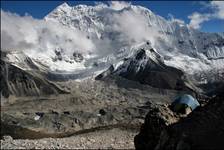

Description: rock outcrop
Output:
[134,102,183,149]
[97,48,199,97]
[135,92,224,150]
[0,60,69,98]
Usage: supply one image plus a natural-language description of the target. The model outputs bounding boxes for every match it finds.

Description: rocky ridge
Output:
[135,89,224,150]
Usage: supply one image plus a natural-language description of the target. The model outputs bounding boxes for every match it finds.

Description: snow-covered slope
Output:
[4,2,224,81]
[96,45,199,93]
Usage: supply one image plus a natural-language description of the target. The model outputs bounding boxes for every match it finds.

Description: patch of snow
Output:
[34,115,40,121]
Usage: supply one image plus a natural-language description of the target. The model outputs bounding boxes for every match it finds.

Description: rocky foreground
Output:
[1,87,224,149]
[1,128,136,149]
[135,88,224,150]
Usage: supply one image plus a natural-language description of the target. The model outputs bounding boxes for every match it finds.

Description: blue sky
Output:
[1,1,224,33]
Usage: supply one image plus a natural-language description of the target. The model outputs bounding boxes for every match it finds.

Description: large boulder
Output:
[134,102,183,149]
[135,93,224,150]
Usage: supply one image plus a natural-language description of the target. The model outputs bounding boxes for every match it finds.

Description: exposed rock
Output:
[73,52,84,62]
[1,77,182,139]
[158,95,224,150]
[95,65,114,80]
[2,135,13,141]
[96,48,199,97]
[54,50,62,61]
[135,93,224,150]
[134,102,183,149]
[1,105,144,139]
[116,49,197,93]
[0,60,69,97]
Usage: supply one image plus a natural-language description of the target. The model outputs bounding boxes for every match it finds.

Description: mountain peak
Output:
[59,2,70,8]
[23,2,224,75]
[55,2,71,12]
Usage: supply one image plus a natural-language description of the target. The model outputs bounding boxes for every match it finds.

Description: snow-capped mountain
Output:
[3,2,224,81]
[95,45,199,93]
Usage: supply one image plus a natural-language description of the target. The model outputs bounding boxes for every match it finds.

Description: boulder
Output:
[135,94,224,150]
[134,102,182,149]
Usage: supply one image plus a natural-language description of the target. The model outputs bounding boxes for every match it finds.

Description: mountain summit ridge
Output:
[3,2,224,80]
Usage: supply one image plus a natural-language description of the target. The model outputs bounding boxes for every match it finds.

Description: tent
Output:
[171,94,200,114]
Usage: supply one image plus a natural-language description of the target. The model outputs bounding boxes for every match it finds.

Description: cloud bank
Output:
[111,9,159,46]
[109,1,131,10]
[1,1,160,58]
[1,10,95,55]
[188,1,224,29]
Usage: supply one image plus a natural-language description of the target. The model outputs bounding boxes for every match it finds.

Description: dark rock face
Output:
[96,49,198,96]
[160,96,224,150]
[52,50,84,63]
[118,49,193,92]
[95,65,114,80]
[134,102,182,150]
[0,61,10,98]
[73,52,84,62]
[0,61,68,97]
[135,94,224,150]
[55,50,62,61]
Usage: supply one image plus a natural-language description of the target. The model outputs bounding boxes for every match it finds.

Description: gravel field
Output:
[1,128,137,149]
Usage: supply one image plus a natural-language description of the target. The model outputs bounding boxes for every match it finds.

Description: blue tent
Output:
[172,94,200,111]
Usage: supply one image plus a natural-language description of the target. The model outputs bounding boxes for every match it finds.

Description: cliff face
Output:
[160,97,224,150]
[134,102,182,150]
[96,48,199,96]
[0,60,69,98]
[135,91,224,150]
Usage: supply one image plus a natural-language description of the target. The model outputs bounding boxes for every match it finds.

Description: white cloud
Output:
[111,10,159,45]
[168,13,185,25]
[109,1,131,10]
[90,7,161,57]
[188,1,224,29]
[1,2,161,58]
[1,10,95,55]
[188,12,211,29]
[210,1,224,19]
